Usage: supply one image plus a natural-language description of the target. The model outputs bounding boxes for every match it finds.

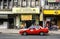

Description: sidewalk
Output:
[49,30,60,34]
[0,29,60,34]
[0,29,20,34]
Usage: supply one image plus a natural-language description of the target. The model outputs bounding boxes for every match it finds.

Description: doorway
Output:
[25,20,35,28]
[8,18,14,29]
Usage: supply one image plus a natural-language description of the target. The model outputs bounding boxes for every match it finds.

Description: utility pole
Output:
[40,0,45,27]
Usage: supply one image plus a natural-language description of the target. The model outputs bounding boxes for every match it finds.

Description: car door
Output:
[26,28,34,34]
[32,28,40,34]
[28,28,39,34]
[32,26,43,34]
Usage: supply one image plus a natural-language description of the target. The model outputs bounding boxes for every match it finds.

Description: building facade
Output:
[0,0,13,29]
[0,0,42,29]
[12,0,42,28]
[43,0,60,29]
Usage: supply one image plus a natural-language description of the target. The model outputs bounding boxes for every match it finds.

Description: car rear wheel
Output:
[39,32,44,36]
[23,32,27,36]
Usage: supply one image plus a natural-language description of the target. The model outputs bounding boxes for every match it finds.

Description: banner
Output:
[43,10,55,14]
[43,10,60,15]
[12,7,39,14]
[21,15,32,20]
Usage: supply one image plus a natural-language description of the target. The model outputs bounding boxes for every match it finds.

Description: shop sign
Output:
[21,15,32,20]
[43,9,60,15]
[57,10,60,15]
[43,10,55,14]
[48,0,56,2]
[12,7,39,14]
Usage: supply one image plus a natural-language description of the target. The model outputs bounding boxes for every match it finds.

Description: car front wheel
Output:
[23,32,27,36]
[39,32,44,36]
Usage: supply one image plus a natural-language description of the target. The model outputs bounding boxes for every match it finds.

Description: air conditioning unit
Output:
[50,6,54,9]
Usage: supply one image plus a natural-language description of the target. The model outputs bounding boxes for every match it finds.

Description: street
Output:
[0,33,60,39]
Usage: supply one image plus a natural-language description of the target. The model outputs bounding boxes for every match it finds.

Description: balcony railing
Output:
[44,5,60,9]
[0,9,12,11]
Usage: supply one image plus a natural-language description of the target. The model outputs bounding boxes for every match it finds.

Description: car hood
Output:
[20,29,27,31]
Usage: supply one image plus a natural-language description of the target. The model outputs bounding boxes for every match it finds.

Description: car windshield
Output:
[29,25,40,29]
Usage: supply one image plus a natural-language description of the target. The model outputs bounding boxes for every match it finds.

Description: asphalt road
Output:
[0,33,60,39]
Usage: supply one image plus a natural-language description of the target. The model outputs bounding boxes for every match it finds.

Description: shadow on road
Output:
[20,34,50,36]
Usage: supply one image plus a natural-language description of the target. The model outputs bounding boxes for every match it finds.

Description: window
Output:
[18,0,21,6]
[30,0,35,7]
[13,0,18,7]
[45,0,48,5]
[0,0,2,9]
[35,0,39,7]
[21,0,27,7]
[0,0,3,9]
[8,0,12,9]
[3,0,8,9]
[28,0,30,7]
[0,0,14,10]
[14,0,17,2]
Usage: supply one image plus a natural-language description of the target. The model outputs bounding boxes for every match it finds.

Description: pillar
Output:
[16,15,20,28]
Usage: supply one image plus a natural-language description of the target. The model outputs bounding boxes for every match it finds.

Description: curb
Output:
[1,32,19,34]
[0,32,2,34]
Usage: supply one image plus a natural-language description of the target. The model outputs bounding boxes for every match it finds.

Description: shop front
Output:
[12,7,40,28]
[20,14,40,28]
[43,9,60,29]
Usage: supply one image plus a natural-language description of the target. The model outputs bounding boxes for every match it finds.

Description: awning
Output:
[0,15,8,19]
